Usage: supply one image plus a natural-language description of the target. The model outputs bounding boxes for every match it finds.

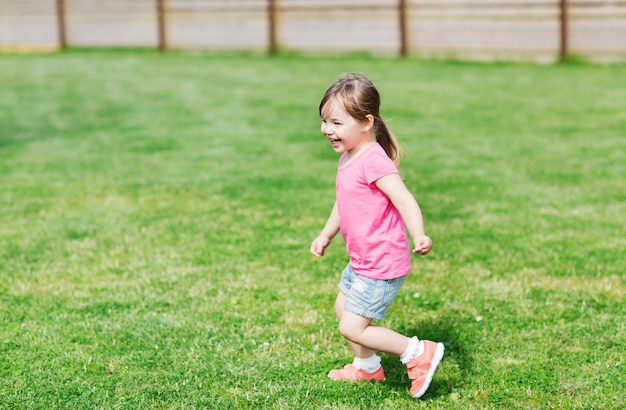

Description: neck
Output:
[345,140,375,163]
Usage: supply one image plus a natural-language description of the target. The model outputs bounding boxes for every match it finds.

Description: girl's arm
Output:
[375,174,433,255]
[310,201,340,257]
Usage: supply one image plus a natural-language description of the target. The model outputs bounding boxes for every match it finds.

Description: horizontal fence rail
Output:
[0,0,625,62]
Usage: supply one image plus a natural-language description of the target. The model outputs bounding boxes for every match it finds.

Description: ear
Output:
[362,114,375,132]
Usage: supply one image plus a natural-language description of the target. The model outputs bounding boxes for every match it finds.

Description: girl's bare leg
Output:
[334,292,409,358]
[334,292,375,358]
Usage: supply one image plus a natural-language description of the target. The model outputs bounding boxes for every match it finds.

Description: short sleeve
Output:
[363,147,399,185]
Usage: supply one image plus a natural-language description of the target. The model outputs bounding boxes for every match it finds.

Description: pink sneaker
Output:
[406,340,444,398]
[328,364,385,381]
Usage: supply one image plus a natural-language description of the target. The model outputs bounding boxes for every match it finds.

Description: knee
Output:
[338,320,360,342]
[334,302,343,322]
[334,311,342,323]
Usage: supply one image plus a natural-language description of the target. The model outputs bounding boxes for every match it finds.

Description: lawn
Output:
[0,50,624,409]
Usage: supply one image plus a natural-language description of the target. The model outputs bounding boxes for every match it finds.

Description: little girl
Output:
[310,73,444,399]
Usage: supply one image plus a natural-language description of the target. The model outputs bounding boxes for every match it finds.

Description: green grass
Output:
[1,50,624,409]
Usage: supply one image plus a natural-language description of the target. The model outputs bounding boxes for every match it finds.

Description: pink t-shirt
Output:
[336,143,411,280]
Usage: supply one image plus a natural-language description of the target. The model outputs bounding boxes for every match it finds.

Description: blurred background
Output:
[1,0,625,62]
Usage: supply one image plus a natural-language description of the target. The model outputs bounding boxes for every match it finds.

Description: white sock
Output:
[400,337,423,364]
[353,354,381,372]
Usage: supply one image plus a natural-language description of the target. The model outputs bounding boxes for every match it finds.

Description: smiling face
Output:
[320,97,374,157]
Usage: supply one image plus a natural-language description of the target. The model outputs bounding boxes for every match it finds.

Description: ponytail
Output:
[375,117,403,166]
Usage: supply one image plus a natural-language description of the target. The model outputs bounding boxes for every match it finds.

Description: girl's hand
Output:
[310,235,332,258]
[412,235,433,255]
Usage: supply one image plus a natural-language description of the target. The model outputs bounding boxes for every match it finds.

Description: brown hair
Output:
[319,73,403,165]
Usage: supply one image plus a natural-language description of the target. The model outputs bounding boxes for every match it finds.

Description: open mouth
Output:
[329,138,341,144]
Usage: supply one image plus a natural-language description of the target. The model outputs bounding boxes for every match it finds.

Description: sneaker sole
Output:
[412,342,444,398]
[328,374,386,382]
[328,377,386,382]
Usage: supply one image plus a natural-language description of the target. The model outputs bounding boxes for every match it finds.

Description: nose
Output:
[321,122,333,135]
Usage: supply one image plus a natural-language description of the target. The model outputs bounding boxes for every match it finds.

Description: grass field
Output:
[1,50,625,409]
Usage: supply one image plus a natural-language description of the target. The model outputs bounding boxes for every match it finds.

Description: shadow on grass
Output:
[381,316,472,399]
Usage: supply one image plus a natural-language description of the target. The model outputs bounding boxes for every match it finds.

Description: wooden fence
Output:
[1,0,625,62]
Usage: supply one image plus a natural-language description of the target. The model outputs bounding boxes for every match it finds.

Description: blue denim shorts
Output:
[338,264,407,320]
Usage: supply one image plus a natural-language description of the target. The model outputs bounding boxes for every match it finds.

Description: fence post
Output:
[56,0,67,49]
[398,0,408,57]
[156,0,168,51]
[559,0,569,62]
[268,0,278,55]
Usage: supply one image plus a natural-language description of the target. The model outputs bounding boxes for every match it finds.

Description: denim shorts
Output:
[338,264,407,320]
